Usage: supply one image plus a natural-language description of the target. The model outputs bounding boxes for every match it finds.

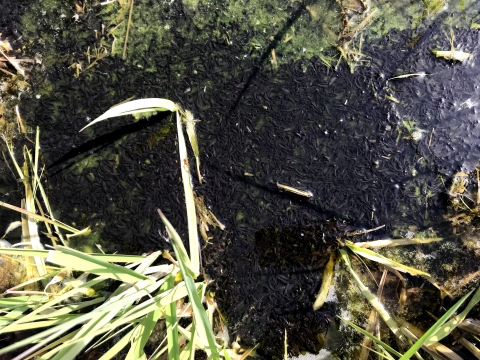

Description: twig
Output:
[0,66,16,77]
[0,48,25,75]
[346,224,385,236]
[15,105,27,134]
[123,0,134,59]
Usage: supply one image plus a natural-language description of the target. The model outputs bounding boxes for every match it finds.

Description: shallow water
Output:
[1,0,480,358]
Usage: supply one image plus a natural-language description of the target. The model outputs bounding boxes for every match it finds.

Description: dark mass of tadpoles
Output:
[2,1,480,356]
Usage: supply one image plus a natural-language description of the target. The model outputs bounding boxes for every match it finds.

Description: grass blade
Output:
[0,248,146,263]
[175,110,200,276]
[157,210,195,277]
[339,249,405,342]
[52,309,120,359]
[339,317,402,357]
[424,286,480,346]
[46,246,151,284]
[79,98,176,132]
[98,328,135,360]
[158,211,219,359]
[400,290,474,359]
[165,275,180,360]
[0,276,106,337]
[0,201,79,233]
[346,242,430,276]
[313,251,336,310]
[354,238,443,248]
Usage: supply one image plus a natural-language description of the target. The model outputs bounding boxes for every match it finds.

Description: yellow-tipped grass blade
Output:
[313,252,336,310]
[346,241,429,277]
[354,237,443,249]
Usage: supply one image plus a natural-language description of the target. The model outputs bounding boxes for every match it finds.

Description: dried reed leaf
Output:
[313,252,336,310]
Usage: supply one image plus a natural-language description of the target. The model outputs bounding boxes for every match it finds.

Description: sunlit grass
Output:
[0,100,229,359]
[335,245,480,359]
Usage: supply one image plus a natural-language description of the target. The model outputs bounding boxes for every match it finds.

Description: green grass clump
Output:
[0,99,228,359]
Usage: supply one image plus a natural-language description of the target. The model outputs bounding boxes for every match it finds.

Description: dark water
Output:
[2,0,480,358]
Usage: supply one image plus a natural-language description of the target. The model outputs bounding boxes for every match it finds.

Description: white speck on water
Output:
[405,231,415,239]
[290,349,334,360]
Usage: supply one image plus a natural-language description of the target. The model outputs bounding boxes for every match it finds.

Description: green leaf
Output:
[400,290,474,359]
[424,286,480,346]
[172,245,219,358]
[339,317,402,357]
[164,275,179,360]
[157,210,195,278]
[46,246,151,284]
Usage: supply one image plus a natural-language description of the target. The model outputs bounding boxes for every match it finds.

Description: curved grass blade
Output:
[313,251,336,310]
[79,98,176,132]
[157,210,195,278]
[346,242,429,276]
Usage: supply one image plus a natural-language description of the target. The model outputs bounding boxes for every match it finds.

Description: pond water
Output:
[2,0,480,358]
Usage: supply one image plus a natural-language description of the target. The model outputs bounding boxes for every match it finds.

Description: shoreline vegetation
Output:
[0,99,480,358]
[2,0,480,358]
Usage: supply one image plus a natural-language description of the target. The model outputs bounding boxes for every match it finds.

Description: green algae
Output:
[75,153,100,173]
[16,0,479,91]
[99,0,173,64]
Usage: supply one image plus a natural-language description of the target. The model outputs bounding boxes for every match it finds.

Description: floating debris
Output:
[433,28,472,62]
[277,183,313,199]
